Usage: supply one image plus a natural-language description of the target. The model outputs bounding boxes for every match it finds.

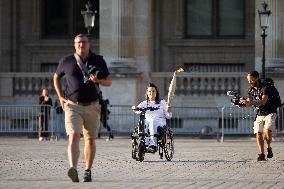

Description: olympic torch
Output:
[167,68,184,106]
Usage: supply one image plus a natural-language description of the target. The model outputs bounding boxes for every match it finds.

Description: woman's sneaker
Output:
[257,153,266,161]
[267,147,273,158]
[83,169,92,182]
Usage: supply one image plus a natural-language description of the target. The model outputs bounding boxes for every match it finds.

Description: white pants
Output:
[144,119,164,146]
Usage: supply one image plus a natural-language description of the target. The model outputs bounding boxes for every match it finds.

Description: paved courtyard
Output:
[1,137,284,189]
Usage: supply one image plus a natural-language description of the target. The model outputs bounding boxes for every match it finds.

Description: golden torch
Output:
[167,67,184,106]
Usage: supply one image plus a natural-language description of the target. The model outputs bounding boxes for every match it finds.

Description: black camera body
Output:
[87,66,104,80]
[226,91,246,107]
[98,91,110,114]
[99,98,110,108]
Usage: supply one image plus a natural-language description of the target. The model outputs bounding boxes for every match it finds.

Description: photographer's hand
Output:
[239,98,253,107]
[89,74,112,86]
[89,74,99,84]
[238,98,247,107]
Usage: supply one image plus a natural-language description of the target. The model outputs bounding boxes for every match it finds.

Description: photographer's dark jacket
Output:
[56,51,109,103]
[248,82,278,116]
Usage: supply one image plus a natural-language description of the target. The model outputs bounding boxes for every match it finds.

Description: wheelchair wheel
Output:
[163,128,174,161]
[137,139,145,162]
[131,127,139,160]
[131,139,138,160]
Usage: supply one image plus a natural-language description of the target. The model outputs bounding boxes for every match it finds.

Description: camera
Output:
[87,66,104,80]
[226,91,246,107]
[99,98,110,107]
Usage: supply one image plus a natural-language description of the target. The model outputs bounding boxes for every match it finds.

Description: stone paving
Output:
[0,137,284,189]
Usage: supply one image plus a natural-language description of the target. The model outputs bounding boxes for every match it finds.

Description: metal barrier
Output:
[220,106,255,141]
[220,105,284,142]
[276,104,284,138]
[167,107,220,136]
[106,105,137,134]
[89,105,221,137]
[0,104,283,140]
[0,105,54,136]
[0,104,221,137]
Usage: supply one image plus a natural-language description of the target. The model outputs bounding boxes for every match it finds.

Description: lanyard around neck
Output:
[74,53,89,76]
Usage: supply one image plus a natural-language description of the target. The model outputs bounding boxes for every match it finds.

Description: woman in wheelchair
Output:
[132,83,172,152]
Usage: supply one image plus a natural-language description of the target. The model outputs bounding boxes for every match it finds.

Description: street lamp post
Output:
[258,2,271,79]
[81,1,96,35]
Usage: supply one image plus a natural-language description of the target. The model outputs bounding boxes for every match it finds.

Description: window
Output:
[41,0,99,38]
[185,0,244,38]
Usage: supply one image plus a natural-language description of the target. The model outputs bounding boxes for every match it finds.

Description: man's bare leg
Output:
[256,132,266,161]
[67,133,81,182]
[68,133,81,168]
[256,132,264,154]
[84,137,96,170]
[82,137,96,182]
[264,128,273,158]
[264,128,272,148]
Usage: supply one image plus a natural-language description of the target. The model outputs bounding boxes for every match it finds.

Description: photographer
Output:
[239,71,279,161]
[53,34,112,182]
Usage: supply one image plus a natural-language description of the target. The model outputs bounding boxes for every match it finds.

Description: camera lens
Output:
[95,71,104,80]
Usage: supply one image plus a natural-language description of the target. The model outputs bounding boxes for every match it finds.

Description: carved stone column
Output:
[174,0,184,39]
[32,0,40,38]
[100,0,136,73]
[100,0,155,104]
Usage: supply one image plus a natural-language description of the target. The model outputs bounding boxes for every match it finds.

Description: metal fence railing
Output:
[106,106,220,137]
[0,105,60,139]
[220,105,284,142]
[0,104,283,141]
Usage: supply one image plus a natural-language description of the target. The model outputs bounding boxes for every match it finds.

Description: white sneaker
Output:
[39,137,44,141]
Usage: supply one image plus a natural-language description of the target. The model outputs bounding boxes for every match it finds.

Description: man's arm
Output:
[242,94,268,107]
[89,74,112,86]
[53,73,67,108]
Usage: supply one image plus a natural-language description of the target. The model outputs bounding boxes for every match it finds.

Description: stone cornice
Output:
[166,39,254,48]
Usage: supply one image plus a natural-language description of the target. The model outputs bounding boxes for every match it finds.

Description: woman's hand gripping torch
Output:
[167,68,184,107]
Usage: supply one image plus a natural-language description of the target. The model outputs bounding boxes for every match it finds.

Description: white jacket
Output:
[136,100,172,126]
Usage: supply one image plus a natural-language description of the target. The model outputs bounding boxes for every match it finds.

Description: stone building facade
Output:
[0,0,283,107]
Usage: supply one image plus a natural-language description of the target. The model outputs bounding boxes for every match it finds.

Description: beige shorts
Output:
[253,113,277,134]
[64,100,101,139]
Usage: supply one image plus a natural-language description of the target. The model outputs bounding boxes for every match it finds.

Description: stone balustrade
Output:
[0,72,248,105]
[0,73,54,100]
[151,72,248,97]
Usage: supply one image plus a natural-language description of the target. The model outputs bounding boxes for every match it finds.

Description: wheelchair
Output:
[131,107,174,162]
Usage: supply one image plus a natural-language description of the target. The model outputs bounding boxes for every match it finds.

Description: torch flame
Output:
[176,67,184,73]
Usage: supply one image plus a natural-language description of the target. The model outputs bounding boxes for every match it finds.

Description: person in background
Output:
[38,88,53,141]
